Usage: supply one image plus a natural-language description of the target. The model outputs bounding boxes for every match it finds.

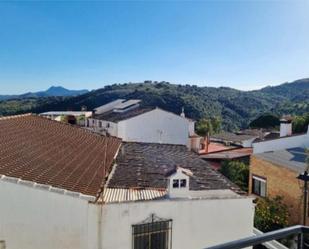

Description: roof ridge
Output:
[0,113,32,120]
[35,114,122,141]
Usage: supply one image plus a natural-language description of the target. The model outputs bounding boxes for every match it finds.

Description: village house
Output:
[252,117,309,154]
[249,147,307,225]
[249,117,309,225]
[40,111,92,125]
[86,99,201,150]
[0,114,254,249]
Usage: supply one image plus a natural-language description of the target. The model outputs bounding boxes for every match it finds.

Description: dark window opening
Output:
[252,176,266,197]
[132,219,172,249]
[172,179,179,188]
[180,179,187,188]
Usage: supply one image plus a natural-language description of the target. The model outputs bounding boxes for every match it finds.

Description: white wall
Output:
[117,109,189,146]
[101,197,254,249]
[87,118,118,136]
[242,138,257,148]
[0,180,254,249]
[0,180,99,249]
[253,133,309,154]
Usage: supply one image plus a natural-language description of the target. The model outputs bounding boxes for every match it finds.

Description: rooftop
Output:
[108,142,240,192]
[40,111,92,117]
[211,131,258,143]
[200,147,253,160]
[94,107,155,122]
[254,147,307,173]
[0,114,121,198]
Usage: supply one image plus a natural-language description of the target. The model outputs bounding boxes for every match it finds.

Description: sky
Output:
[0,1,309,94]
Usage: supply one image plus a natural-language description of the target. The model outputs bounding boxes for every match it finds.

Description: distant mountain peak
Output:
[0,86,89,101]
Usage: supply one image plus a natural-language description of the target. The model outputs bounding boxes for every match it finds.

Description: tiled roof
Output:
[211,132,258,143]
[94,107,155,122]
[254,147,307,173]
[108,142,240,192]
[0,114,121,198]
[200,148,253,160]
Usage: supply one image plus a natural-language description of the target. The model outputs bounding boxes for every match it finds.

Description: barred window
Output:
[132,218,172,249]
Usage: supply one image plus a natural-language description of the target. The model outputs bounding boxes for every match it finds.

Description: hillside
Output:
[1,79,309,131]
[0,86,88,101]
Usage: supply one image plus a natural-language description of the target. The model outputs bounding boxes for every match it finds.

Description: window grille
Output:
[132,214,172,249]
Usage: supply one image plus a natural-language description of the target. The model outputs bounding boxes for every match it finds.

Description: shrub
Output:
[220,160,249,191]
[254,196,289,232]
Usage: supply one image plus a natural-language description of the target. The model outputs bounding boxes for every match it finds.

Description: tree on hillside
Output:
[292,113,309,133]
[249,113,280,129]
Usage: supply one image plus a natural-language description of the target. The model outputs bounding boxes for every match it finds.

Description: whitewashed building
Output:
[253,117,309,154]
[40,111,93,125]
[87,99,200,150]
[0,114,254,249]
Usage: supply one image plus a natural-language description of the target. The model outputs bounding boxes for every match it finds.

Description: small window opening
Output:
[172,179,179,188]
[180,179,187,188]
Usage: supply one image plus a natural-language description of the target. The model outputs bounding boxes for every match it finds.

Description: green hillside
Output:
[1,79,309,131]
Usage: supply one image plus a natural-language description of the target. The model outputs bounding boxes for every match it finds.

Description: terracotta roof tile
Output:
[0,114,121,198]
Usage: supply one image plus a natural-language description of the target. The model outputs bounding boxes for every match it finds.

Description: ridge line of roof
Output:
[0,113,32,120]
[1,113,122,142]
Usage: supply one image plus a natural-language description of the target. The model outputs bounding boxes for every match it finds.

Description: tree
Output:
[249,113,280,129]
[254,196,289,232]
[60,115,68,123]
[220,160,249,191]
[292,113,309,133]
[196,117,222,136]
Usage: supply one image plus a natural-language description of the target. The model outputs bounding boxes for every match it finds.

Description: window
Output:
[172,179,179,188]
[252,176,266,197]
[180,179,187,188]
[173,179,187,188]
[132,219,172,249]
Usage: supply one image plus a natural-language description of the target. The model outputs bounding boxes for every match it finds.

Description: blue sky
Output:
[0,1,309,94]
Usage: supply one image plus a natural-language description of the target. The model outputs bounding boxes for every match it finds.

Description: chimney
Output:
[180,107,185,118]
[280,116,292,137]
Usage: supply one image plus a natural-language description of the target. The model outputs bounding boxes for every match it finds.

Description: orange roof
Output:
[0,114,121,198]
[200,148,253,160]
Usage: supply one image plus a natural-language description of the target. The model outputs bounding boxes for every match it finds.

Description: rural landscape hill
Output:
[0,86,88,101]
[1,78,309,131]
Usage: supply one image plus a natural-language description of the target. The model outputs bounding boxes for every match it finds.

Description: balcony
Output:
[204,225,309,249]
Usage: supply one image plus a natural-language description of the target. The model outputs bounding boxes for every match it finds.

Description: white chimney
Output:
[180,107,185,118]
[280,117,292,137]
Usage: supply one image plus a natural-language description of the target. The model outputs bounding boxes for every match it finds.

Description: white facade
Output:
[88,108,191,146]
[280,122,292,137]
[0,178,254,249]
[101,196,254,249]
[253,131,309,154]
[0,179,98,249]
[117,108,189,145]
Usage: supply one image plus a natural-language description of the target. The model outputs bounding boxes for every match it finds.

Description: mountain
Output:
[1,79,309,131]
[0,86,89,101]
